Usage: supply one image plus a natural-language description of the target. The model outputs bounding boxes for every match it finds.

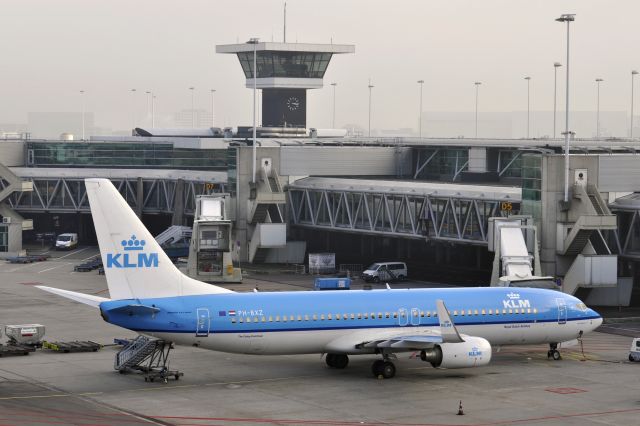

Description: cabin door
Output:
[555,299,567,325]
[196,308,210,337]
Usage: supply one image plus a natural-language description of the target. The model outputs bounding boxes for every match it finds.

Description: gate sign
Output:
[309,253,335,274]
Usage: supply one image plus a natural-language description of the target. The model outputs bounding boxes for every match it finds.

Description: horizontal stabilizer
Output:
[105,304,161,316]
[35,286,110,308]
[436,299,464,343]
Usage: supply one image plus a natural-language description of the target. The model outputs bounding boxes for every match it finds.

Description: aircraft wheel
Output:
[325,354,336,367]
[371,360,385,377]
[552,350,562,361]
[373,277,380,283]
[381,361,396,379]
[332,354,349,369]
[629,354,635,362]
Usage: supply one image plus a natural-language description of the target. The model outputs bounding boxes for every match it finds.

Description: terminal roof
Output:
[216,42,355,54]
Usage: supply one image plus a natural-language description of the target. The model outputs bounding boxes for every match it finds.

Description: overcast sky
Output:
[1,0,640,133]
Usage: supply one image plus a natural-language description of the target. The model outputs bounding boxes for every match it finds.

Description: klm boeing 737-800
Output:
[38,179,602,378]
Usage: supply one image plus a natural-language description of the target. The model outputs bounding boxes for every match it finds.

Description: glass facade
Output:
[226,147,237,196]
[26,142,228,170]
[521,153,542,222]
[0,225,7,252]
[498,150,522,178]
[414,149,469,179]
[237,51,333,79]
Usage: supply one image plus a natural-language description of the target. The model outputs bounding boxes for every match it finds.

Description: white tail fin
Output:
[85,178,233,300]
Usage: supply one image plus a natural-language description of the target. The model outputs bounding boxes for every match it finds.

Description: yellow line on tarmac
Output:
[0,391,103,400]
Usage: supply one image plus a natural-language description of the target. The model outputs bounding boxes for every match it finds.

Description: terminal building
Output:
[1,40,639,307]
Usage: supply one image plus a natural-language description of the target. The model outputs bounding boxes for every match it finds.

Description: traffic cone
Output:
[457,400,464,416]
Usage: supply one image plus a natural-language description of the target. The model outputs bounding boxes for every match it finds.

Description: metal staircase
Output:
[155,225,192,246]
[559,184,616,256]
[114,336,160,371]
[247,165,287,263]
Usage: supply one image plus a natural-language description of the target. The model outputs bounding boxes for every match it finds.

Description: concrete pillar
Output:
[135,177,144,218]
[172,179,185,226]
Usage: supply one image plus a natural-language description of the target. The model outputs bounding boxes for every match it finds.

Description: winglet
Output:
[436,299,464,343]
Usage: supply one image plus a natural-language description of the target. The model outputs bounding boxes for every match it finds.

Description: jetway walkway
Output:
[287,177,521,245]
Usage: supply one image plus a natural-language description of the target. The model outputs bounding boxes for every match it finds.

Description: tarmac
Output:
[0,247,639,426]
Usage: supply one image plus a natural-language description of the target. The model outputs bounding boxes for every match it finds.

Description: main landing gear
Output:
[547,343,562,360]
[371,356,396,379]
[325,353,349,369]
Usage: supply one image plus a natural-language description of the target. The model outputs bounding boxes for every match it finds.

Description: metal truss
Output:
[609,209,640,259]
[1,178,225,215]
[288,188,516,245]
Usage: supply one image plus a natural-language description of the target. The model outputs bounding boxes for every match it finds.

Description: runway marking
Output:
[37,262,71,274]
[150,407,640,425]
[56,247,91,259]
[0,392,103,401]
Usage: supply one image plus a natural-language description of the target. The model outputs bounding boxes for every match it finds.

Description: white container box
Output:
[5,324,45,345]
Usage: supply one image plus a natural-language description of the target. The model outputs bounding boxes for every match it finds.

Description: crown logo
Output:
[506,292,520,300]
[121,235,146,251]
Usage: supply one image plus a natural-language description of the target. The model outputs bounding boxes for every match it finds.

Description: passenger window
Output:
[453,310,458,316]
[350,314,355,320]
[526,309,531,314]
[413,311,419,317]
[275,315,280,322]
[297,315,302,321]
[364,313,369,319]
[283,316,288,322]
[231,318,236,323]
[393,312,398,319]
[378,313,383,319]
[482,309,486,315]
[335,314,340,320]
[427,311,431,317]
[320,314,325,320]
[304,315,309,321]
[434,313,438,318]
[371,312,375,319]
[502,309,507,314]
[328,314,332,320]
[260,316,265,322]
[473,310,478,315]
[385,313,390,319]
[357,313,362,319]
[239,317,244,323]
[461,310,465,316]
[268,316,273,322]
[533,308,538,314]
[508,309,513,314]
[313,314,317,320]
[520,308,525,314]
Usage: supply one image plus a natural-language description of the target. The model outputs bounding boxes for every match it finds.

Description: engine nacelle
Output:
[420,336,492,368]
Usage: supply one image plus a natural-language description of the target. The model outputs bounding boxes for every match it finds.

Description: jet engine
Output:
[420,336,492,368]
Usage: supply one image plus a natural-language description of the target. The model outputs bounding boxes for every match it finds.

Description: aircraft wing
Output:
[326,299,466,353]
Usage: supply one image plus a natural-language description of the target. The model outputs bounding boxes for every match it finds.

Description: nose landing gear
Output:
[371,355,396,379]
[547,343,562,360]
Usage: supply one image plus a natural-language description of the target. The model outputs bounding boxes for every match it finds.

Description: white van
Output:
[361,262,407,282]
[55,233,78,250]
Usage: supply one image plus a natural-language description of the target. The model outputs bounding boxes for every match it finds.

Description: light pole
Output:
[631,70,638,138]
[474,82,481,138]
[524,76,531,138]
[79,90,85,140]
[556,13,575,204]
[210,89,216,127]
[247,37,259,183]
[189,87,195,128]
[130,88,136,131]
[331,82,337,128]
[553,62,562,138]
[595,78,603,138]
[145,91,154,127]
[368,79,374,137]
[417,79,424,139]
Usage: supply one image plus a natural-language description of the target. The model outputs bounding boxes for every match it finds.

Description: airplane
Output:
[37,178,603,379]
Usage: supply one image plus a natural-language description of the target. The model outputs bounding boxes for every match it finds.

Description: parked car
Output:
[629,338,640,362]
[361,262,407,282]
[55,233,78,250]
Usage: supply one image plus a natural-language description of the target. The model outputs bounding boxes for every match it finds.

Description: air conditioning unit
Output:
[2,217,11,224]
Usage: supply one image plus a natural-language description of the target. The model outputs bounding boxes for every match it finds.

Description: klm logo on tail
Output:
[106,235,159,269]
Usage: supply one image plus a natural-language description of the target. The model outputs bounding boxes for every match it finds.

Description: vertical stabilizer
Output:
[85,178,233,300]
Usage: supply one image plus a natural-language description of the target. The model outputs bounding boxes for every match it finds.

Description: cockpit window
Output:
[575,303,588,312]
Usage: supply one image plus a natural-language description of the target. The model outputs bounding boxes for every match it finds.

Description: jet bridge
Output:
[488,216,555,288]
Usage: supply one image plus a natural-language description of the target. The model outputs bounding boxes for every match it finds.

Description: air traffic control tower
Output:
[216,42,354,129]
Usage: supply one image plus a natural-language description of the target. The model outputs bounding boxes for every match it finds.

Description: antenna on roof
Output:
[283,1,287,43]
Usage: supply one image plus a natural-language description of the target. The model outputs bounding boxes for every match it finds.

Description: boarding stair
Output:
[155,225,192,246]
[114,335,183,382]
